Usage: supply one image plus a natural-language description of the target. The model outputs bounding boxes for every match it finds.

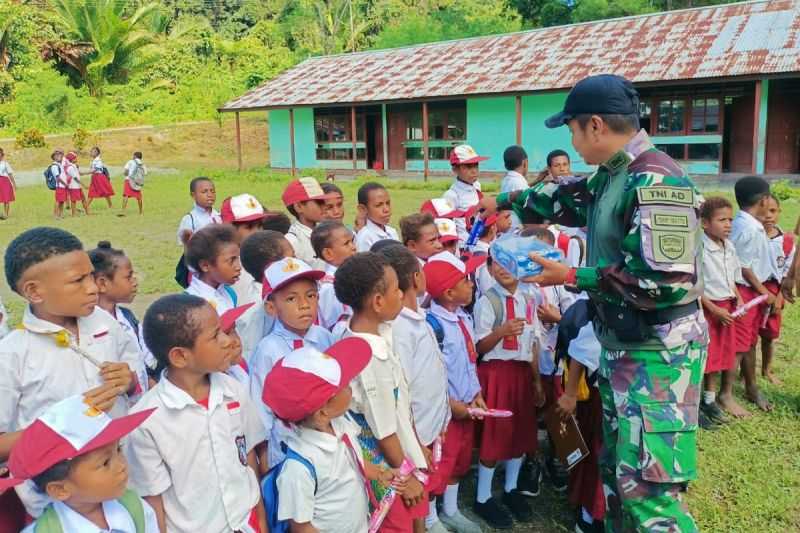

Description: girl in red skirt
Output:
[87,146,114,208]
[700,197,743,425]
[0,148,17,219]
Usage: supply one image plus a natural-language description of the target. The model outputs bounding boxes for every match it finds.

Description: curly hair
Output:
[334,252,389,312]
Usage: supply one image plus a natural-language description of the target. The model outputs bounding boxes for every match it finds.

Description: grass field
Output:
[1,170,799,532]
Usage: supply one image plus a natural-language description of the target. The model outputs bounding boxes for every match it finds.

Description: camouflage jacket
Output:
[497,130,707,351]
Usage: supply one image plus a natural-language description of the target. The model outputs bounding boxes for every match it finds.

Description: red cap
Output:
[421,198,467,219]
[263,337,372,422]
[219,303,255,333]
[262,258,325,300]
[482,213,499,228]
[422,251,486,298]
[449,145,489,165]
[0,395,155,490]
[65,152,78,162]
[221,194,267,223]
[282,177,330,207]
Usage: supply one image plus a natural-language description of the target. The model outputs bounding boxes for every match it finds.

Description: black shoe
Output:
[502,490,532,522]
[546,457,569,492]
[700,401,727,424]
[698,409,719,431]
[517,460,542,497]
[473,497,513,529]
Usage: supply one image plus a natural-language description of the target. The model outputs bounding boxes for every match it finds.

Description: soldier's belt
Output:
[595,300,699,343]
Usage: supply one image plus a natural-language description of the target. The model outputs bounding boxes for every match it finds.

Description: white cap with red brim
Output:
[261,257,325,300]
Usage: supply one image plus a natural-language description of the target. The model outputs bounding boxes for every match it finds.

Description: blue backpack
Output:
[261,447,317,533]
[43,164,60,190]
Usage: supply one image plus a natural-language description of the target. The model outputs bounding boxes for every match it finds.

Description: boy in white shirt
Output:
[249,258,333,468]
[500,145,529,230]
[283,177,330,269]
[311,221,356,330]
[444,145,488,244]
[401,212,444,265]
[127,294,267,533]
[63,151,90,217]
[50,150,69,218]
[121,151,146,215]
[264,337,394,533]
[355,182,400,252]
[176,177,220,245]
[0,227,145,517]
[2,395,159,533]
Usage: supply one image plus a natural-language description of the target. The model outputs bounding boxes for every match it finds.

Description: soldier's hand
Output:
[524,254,570,286]
[556,393,577,420]
[500,318,525,337]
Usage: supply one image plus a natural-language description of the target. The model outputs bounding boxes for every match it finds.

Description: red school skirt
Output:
[0,175,14,203]
[703,298,737,373]
[123,180,141,200]
[735,284,768,352]
[88,171,115,198]
[430,418,474,496]
[759,280,782,340]
[477,360,538,462]
[568,386,605,521]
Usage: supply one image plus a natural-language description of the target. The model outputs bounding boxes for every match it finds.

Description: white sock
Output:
[703,391,716,404]
[504,456,524,493]
[425,499,439,528]
[582,507,593,524]
[443,483,459,517]
[476,464,495,503]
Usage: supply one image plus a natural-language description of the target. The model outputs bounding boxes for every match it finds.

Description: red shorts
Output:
[759,280,782,340]
[123,180,142,199]
[379,484,427,532]
[55,188,68,203]
[703,298,737,373]
[0,175,14,203]
[430,418,474,496]
[477,360,538,461]
[734,284,768,352]
[69,188,84,202]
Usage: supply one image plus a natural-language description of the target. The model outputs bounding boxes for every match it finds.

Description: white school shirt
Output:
[550,226,585,269]
[0,295,9,339]
[123,159,147,184]
[231,269,262,307]
[318,263,351,330]
[474,284,539,363]
[249,321,334,466]
[50,162,68,189]
[355,218,400,252]
[64,162,82,189]
[236,302,274,363]
[114,306,157,373]
[534,285,577,376]
[472,241,495,297]
[22,498,160,533]
[286,220,326,270]
[126,372,265,533]
[769,229,796,279]
[427,302,481,404]
[701,234,741,301]
[0,159,14,177]
[348,325,427,468]
[730,210,781,285]
[176,204,221,245]
[90,156,104,173]
[443,179,481,244]
[0,306,145,517]
[392,307,451,446]
[500,170,528,229]
[185,276,237,316]
[277,414,369,533]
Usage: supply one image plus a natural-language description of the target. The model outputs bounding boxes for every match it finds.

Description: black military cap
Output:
[545,74,640,129]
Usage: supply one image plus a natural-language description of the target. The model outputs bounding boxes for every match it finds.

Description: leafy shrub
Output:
[15,127,46,148]
[771,180,800,202]
[72,127,91,151]
[0,71,15,103]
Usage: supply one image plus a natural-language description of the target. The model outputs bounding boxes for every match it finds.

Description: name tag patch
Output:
[637,186,695,207]
[639,205,697,272]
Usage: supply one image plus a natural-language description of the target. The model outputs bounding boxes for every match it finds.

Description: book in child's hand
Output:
[543,405,589,471]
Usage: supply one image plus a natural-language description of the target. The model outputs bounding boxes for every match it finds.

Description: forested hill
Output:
[1,0,737,138]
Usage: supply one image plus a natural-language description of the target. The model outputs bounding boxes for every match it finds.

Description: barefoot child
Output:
[312,221,356,330]
[184,224,242,315]
[50,150,68,218]
[0,148,17,219]
[355,182,399,252]
[122,152,146,215]
[699,197,743,423]
[64,152,90,216]
[87,146,114,209]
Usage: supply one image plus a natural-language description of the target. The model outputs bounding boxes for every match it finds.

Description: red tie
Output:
[457,318,478,363]
[502,296,519,351]
[293,339,304,350]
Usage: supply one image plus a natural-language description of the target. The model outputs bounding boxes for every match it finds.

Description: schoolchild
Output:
[127,294,266,533]
[50,150,68,218]
[176,176,220,246]
[444,145,488,244]
[0,147,17,219]
[221,193,269,307]
[87,146,114,209]
[499,145,529,231]
[121,152,146,215]
[219,303,256,386]
[400,212,443,265]
[63,152,90,217]
[355,182,399,252]
[311,220,356,330]
[283,177,330,269]
[262,211,292,234]
[321,182,346,223]
[435,218,460,257]
[184,224,242,316]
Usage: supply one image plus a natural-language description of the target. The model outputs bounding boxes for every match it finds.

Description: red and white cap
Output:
[282,177,330,207]
[423,251,487,298]
[219,303,255,333]
[449,145,489,165]
[0,395,155,490]
[65,151,78,162]
[435,218,459,244]
[221,194,267,223]
[263,337,372,422]
[420,198,476,219]
[262,257,325,300]
[481,213,499,228]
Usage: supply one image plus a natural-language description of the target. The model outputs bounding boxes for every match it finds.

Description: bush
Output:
[15,127,45,148]
[0,71,15,103]
[72,127,92,151]
[771,180,800,202]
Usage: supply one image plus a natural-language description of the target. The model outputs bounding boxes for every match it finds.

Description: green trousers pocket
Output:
[639,402,698,483]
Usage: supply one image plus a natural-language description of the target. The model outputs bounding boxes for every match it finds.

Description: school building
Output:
[221,0,800,178]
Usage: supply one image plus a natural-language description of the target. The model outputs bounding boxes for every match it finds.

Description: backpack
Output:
[556,231,585,266]
[262,446,317,533]
[43,164,60,190]
[35,489,146,533]
[425,291,503,353]
[128,161,146,190]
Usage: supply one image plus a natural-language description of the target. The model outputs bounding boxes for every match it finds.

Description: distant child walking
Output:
[63,151,90,216]
[0,148,17,219]
[87,146,114,209]
[122,151,146,215]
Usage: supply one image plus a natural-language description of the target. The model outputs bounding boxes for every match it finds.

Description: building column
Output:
[381,104,389,172]
[422,101,429,181]
[515,95,522,145]
[235,112,242,172]
[289,108,296,177]
[753,79,769,174]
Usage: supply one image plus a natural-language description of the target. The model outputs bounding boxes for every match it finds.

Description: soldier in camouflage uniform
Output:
[486,75,707,532]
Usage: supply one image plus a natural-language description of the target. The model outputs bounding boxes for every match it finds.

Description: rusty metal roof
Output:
[222,0,800,111]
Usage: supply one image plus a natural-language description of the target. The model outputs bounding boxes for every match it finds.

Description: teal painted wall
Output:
[756,79,769,175]
[293,107,317,169]
[521,92,593,173]
[268,110,291,168]
[466,96,517,172]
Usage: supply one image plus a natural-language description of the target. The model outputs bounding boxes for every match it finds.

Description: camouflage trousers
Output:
[597,341,706,533]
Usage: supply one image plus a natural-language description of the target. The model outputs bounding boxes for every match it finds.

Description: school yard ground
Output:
[1,170,799,532]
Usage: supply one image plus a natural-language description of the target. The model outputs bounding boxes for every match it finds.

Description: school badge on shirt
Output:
[235,435,248,466]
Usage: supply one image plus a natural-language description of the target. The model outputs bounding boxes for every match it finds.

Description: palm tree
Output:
[45,0,163,95]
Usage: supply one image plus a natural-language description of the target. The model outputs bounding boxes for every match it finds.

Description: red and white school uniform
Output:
[443,179,481,245]
[318,263,351,330]
[760,229,796,340]
[473,284,539,462]
[52,162,69,203]
[123,159,144,200]
[701,233,741,372]
[63,161,84,202]
[88,155,114,198]
[0,160,15,203]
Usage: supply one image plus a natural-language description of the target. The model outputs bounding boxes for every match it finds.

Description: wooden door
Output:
[387,112,406,170]
[727,95,754,173]
[766,90,800,173]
